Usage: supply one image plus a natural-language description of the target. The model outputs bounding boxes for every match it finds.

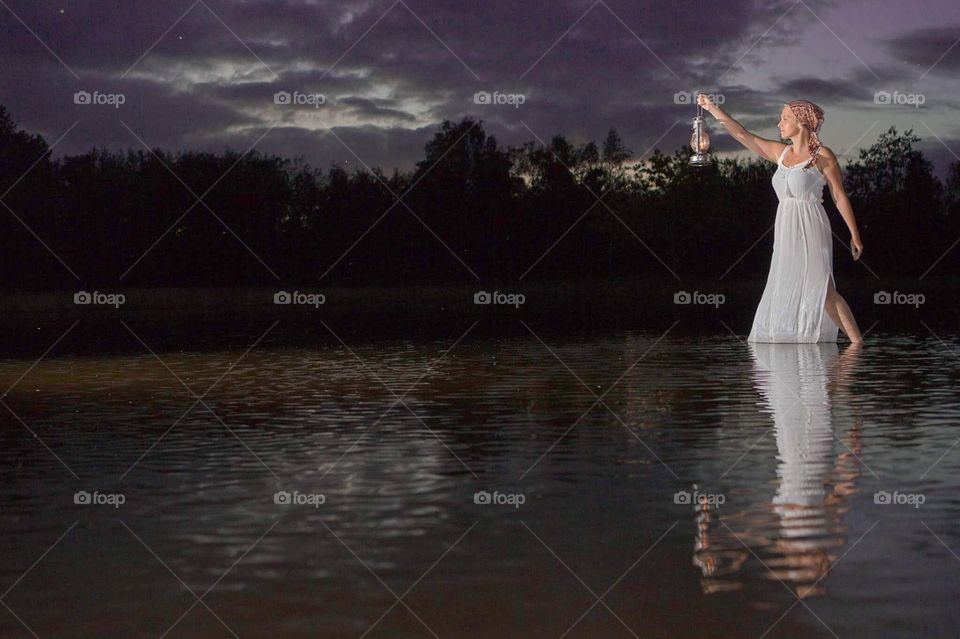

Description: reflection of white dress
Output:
[748,146,839,343]
[749,342,838,518]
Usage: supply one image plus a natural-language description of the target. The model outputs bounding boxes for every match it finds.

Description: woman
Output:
[697,94,864,343]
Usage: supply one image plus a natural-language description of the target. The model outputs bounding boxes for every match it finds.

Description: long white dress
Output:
[748,146,839,343]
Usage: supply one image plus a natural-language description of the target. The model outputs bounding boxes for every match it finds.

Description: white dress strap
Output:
[777,145,790,163]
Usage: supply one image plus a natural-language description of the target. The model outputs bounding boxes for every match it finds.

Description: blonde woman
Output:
[698,94,863,343]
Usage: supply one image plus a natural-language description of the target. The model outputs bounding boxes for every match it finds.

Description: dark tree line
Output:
[1,104,958,292]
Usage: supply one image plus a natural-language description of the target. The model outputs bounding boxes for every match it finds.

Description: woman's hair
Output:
[784,99,825,171]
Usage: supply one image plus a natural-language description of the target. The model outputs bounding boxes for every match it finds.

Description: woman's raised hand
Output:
[696,93,718,114]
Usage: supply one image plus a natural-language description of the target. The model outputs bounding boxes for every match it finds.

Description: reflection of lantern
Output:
[689,97,712,166]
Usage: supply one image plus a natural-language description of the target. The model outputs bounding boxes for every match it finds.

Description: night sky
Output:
[2,0,959,177]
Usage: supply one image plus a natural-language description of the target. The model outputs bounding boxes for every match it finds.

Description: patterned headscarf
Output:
[784,99,825,171]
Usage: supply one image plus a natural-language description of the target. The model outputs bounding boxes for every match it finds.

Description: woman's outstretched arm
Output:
[697,94,783,163]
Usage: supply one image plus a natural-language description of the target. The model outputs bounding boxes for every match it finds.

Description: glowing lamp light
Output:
[689,95,713,167]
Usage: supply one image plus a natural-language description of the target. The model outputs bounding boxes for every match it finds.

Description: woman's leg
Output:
[824,279,863,342]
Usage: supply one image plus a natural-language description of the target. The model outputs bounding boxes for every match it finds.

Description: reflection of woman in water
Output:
[692,342,863,596]
[697,94,864,344]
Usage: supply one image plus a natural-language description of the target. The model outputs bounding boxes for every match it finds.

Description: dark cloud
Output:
[776,76,873,106]
[883,26,960,77]
[337,96,419,123]
[0,0,957,174]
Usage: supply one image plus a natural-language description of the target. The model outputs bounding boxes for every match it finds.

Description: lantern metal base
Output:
[689,152,712,166]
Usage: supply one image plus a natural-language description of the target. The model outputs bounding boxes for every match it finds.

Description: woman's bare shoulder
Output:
[765,141,789,163]
[816,145,840,168]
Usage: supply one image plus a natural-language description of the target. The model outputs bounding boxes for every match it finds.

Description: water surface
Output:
[1,328,958,638]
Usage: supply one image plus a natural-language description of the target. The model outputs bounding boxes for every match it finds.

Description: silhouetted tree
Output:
[0,106,955,291]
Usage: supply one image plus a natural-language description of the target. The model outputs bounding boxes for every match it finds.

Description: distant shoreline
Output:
[0,274,953,314]
[0,276,954,357]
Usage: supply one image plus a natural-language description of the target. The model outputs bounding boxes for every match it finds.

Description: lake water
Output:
[1,327,959,638]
